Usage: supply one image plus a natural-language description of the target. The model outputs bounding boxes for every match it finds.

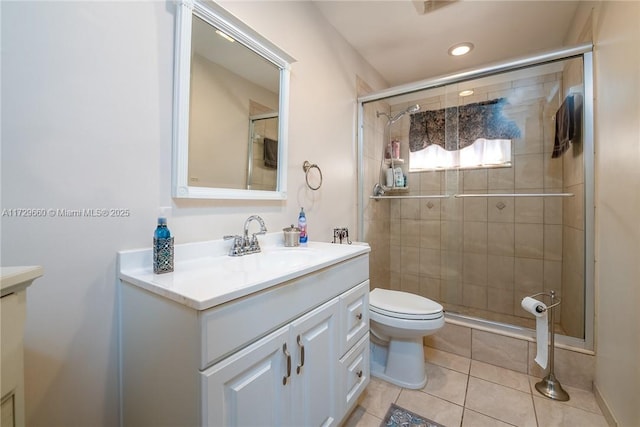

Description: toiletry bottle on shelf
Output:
[385,167,394,187]
[391,139,400,159]
[298,207,308,245]
[394,167,404,187]
[153,217,174,274]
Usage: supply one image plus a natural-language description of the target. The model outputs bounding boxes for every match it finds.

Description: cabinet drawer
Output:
[339,333,369,417]
[339,280,369,356]
[200,255,369,369]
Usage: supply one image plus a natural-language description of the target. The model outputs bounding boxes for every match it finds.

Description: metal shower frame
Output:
[356,43,595,351]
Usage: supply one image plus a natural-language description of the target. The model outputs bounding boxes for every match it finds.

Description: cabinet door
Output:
[291,299,340,427]
[202,325,291,427]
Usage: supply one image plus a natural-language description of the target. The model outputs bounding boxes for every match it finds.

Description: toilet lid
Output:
[370,288,443,320]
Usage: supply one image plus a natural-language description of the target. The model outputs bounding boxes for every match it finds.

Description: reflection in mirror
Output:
[172,0,295,199]
[247,113,279,191]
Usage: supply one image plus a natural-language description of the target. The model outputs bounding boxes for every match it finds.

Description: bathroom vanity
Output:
[118,236,370,426]
[1,266,43,427]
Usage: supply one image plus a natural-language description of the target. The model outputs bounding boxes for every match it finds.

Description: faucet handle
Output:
[223,235,244,256]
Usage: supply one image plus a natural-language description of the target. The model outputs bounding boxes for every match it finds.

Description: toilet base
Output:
[370,338,427,389]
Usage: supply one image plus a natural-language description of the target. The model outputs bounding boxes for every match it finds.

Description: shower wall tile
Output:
[389,272,401,291]
[563,226,584,276]
[419,171,443,193]
[441,198,463,221]
[488,223,515,256]
[472,330,528,373]
[487,287,515,315]
[487,197,514,223]
[441,221,463,251]
[515,223,544,258]
[463,197,488,221]
[420,277,442,301]
[419,248,442,278]
[424,323,472,359]
[544,156,564,188]
[400,272,420,294]
[400,219,421,247]
[420,220,441,250]
[544,224,563,261]
[420,198,441,221]
[390,244,401,273]
[463,283,487,310]
[514,154,544,189]
[514,258,544,294]
[544,196,563,225]
[463,169,488,191]
[514,196,544,223]
[390,220,401,246]
[440,278,463,306]
[488,166,515,190]
[401,246,420,274]
[401,199,421,220]
[487,255,515,289]
[543,260,562,293]
[463,253,488,286]
[463,222,488,254]
[528,343,594,390]
[564,183,584,230]
[441,250,463,281]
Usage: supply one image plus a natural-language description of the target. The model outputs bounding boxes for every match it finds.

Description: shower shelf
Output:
[384,158,405,165]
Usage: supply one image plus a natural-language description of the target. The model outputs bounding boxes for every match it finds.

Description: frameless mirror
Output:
[172,0,295,199]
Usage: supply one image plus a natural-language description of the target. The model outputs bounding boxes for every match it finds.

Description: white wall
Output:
[592,2,640,426]
[0,1,386,425]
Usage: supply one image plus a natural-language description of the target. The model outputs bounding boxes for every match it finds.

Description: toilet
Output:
[369,288,444,389]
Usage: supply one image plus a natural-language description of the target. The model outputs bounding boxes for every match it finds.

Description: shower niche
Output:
[359,47,593,345]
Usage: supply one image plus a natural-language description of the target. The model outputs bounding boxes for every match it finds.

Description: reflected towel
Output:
[552,94,582,158]
[263,138,278,169]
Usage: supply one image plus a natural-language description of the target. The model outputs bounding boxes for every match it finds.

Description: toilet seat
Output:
[370,288,443,320]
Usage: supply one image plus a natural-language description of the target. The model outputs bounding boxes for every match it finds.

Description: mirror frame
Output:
[172,0,295,200]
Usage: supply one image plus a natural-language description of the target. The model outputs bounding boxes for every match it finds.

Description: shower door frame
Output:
[357,43,595,351]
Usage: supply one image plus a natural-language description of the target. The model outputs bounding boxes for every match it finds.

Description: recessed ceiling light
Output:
[448,42,474,56]
[215,29,235,43]
[459,90,474,97]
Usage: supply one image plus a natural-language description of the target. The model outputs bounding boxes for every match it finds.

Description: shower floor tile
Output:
[342,346,609,427]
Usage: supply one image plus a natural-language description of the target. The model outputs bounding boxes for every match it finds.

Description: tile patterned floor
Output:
[342,347,609,427]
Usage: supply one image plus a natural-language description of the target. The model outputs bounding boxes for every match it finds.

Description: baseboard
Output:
[594,382,618,427]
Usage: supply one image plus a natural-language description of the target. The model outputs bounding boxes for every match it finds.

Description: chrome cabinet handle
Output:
[355,312,363,320]
[283,343,291,385]
[296,335,305,374]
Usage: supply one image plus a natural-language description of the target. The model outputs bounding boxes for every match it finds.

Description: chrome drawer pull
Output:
[283,343,291,385]
[356,370,363,378]
[355,312,363,320]
[296,335,305,374]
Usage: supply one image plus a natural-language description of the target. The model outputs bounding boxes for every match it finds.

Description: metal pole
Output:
[535,290,570,401]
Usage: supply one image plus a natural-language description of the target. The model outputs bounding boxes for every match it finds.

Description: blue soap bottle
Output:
[298,207,308,245]
[153,217,174,274]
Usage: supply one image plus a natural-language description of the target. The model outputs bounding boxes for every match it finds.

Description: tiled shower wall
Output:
[362,65,585,336]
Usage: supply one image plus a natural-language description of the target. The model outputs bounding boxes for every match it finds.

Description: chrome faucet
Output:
[224,215,267,256]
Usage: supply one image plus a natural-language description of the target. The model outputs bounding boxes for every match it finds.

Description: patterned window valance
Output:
[409,98,521,152]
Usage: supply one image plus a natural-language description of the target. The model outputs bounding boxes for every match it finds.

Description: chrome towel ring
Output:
[302,161,322,190]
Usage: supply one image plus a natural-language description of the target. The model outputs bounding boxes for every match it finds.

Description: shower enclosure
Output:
[358,45,594,348]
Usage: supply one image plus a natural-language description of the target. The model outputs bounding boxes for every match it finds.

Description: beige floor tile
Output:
[425,346,471,374]
[466,377,537,427]
[422,362,469,405]
[533,396,609,427]
[341,405,382,427]
[528,377,603,415]
[396,388,464,427]
[470,360,531,393]
[462,409,516,427]
[357,377,402,419]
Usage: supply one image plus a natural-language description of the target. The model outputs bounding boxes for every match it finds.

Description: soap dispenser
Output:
[153,216,174,274]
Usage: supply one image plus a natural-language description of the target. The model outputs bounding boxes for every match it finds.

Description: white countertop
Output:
[1,266,43,297]
[118,234,370,311]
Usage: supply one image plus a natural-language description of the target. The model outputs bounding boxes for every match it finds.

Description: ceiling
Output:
[312,0,581,87]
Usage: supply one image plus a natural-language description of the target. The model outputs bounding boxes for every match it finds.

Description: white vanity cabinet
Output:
[119,240,370,427]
